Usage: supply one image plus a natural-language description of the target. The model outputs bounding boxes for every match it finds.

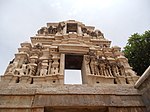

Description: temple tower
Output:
[0,20,149,112]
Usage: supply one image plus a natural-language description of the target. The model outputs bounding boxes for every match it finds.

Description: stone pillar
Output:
[58,54,64,84]
[78,25,82,36]
[82,55,90,84]
[51,54,60,75]
[47,59,52,75]
[59,53,65,75]
[62,24,67,34]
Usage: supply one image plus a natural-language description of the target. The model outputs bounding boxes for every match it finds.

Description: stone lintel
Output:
[59,44,89,54]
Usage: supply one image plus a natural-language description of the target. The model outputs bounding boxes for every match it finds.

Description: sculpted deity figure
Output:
[37,27,48,35]
[48,26,53,34]
[40,65,48,76]
[105,63,113,77]
[57,23,65,34]
[85,55,90,65]
[95,30,104,38]
[98,60,107,76]
[36,61,41,76]
[90,56,100,75]
[111,63,120,76]
[5,61,18,75]
[19,64,27,75]
[26,57,37,76]
[117,63,126,76]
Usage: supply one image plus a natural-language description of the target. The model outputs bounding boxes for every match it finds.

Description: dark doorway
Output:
[65,54,83,70]
[67,23,78,33]
[44,106,108,112]
[65,54,83,84]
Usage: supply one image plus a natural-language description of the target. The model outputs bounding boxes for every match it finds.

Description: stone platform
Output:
[0,83,146,112]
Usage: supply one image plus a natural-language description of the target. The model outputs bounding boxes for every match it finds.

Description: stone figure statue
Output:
[34,43,43,49]
[48,26,53,34]
[85,55,90,65]
[90,56,100,75]
[38,27,48,35]
[99,61,107,76]
[105,64,113,77]
[5,62,18,75]
[111,63,120,76]
[117,63,126,76]
[57,23,65,34]
[36,61,41,76]
[26,58,38,76]
[26,64,37,76]
[19,64,27,75]
[40,66,48,76]
[81,27,87,34]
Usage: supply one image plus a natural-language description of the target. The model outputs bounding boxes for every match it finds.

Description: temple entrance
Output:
[44,106,108,112]
[64,54,83,84]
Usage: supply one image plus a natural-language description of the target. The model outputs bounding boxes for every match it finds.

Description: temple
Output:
[0,20,149,112]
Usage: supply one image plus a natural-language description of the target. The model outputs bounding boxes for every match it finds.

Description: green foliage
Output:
[123,30,150,76]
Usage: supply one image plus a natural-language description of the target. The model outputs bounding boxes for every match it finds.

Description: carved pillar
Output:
[51,54,60,75]
[47,59,52,75]
[26,56,38,76]
[82,55,91,84]
[59,53,65,75]
[63,24,67,34]
[40,60,48,76]
[78,25,82,35]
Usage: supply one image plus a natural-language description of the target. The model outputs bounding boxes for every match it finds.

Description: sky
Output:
[0,0,150,83]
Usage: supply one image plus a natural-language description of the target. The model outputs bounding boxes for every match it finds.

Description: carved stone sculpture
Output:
[5,62,18,75]
[111,63,120,76]
[89,56,100,75]
[40,66,48,76]
[38,27,48,35]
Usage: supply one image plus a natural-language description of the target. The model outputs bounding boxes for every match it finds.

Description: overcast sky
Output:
[0,0,150,83]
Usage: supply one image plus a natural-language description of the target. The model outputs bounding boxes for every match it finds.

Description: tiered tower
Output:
[0,20,149,112]
[2,20,139,85]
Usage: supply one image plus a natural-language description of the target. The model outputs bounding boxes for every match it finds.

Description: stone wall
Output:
[0,83,146,112]
[135,66,150,112]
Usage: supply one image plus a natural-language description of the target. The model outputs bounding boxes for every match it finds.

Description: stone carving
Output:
[105,63,113,76]
[85,55,90,65]
[117,63,126,76]
[81,27,104,38]
[57,23,65,34]
[39,60,48,76]
[98,60,107,76]
[36,61,41,76]
[5,61,18,75]
[47,61,52,75]
[33,43,43,49]
[20,64,27,75]
[40,65,48,76]
[37,27,48,35]
[26,56,38,76]
[48,26,57,34]
[38,22,65,35]
[111,63,120,76]
[3,20,139,85]
[26,64,37,76]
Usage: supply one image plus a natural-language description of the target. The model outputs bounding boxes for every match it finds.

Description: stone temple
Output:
[0,20,149,112]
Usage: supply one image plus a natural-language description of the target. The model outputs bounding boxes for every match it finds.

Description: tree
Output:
[123,30,150,76]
